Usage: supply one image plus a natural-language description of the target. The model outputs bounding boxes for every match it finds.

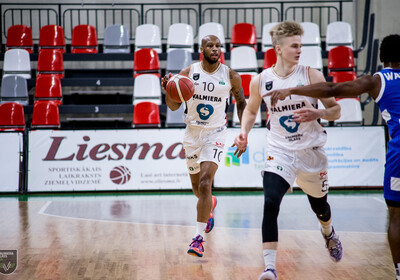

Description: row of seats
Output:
[0,43,360,126]
[7,24,99,54]
[1,19,360,128]
[0,45,356,106]
[1,47,192,79]
[2,44,355,81]
[5,21,353,54]
[0,96,361,131]
[0,100,175,130]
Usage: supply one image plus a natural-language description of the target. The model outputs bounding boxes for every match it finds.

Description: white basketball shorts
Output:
[262,145,329,198]
[183,125,227,174]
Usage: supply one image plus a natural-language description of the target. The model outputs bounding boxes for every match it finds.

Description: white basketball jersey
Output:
[186,62,231,128]
[260,65,327,150]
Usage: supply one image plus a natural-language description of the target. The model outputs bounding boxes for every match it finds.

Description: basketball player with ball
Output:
[161,35,246,257]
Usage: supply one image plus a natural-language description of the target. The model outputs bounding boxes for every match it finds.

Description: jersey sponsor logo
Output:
[189,166,199,172]
[192,93,222,102]
[279,115,300,133]
[267,156,274,161]
[215,142,225,148]
[296,79,305,87]
[285,133,303,142]
[196,104,214,120]
[194,120,209,125]
[383,71,400,81]
[265,81,273,91]
[271,102,306,113]
[193,73,200,80]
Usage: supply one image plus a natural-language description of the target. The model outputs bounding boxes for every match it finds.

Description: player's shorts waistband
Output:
[267,144,324,154]
[186,124,227,133]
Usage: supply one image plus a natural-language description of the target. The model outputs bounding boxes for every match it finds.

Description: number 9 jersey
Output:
[186,62,232,129]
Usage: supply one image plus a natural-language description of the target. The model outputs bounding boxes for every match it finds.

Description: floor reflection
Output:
[39,192,387,233]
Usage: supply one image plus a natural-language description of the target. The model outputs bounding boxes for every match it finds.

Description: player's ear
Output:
[274,45,281,56]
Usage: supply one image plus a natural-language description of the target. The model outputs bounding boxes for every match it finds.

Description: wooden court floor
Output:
[0,191,395,280]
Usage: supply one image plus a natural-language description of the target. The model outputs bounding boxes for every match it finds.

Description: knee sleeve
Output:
[262,172,290,243]
[307,194,331,222]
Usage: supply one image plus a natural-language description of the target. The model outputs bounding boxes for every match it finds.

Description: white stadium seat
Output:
[198,22,226,52]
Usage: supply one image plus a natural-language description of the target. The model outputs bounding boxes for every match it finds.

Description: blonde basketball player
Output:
[162,35,246,257]
[233,21,342,280]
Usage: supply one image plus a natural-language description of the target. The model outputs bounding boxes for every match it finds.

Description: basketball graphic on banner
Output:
[110,166,132,185]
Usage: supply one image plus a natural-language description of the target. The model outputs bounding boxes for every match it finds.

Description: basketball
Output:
[110,166,131,185]
[166,74,195,103]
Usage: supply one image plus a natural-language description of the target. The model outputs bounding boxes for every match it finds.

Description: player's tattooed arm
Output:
[230,69,247,122]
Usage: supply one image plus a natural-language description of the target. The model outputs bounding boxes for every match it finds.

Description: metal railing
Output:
[0,0,354,44]
[62,8,141,40]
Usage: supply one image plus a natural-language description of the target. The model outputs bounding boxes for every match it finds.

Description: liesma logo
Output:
[225,146,250,167]
[110,166,131,185]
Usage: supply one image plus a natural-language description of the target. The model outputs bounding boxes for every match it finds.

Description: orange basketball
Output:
[166,74,195,103]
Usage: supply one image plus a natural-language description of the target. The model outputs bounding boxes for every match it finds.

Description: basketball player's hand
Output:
[161,73,172,91]
[292,108,322,123]
[264,89,291,107]
[232,133,248,158]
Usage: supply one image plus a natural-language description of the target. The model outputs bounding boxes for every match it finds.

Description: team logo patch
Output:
[267,156,274,161]
[196,104,214,120]
[193,73,200,80]
[219,81,225,85]
[279,115,300,133]
[265,81,273,91]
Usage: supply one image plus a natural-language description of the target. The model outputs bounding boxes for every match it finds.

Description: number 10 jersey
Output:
[186,62,231,129]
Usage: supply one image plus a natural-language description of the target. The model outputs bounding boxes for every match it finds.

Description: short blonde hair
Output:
[269,21,304,47]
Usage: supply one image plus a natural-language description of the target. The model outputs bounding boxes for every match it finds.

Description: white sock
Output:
[263,249,277,270]
[195,222,207,240]
[320,223,333,237]
[395,263,400,279]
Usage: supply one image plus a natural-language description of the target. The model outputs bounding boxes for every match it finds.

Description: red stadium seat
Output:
[328,46,355,71]
[34,75,63,104]
[37,49,64,78]
[199,51,225,64]
[263,48,277,69]
[31,100,60,129]
[329,71,357,83]
[71,24,98,53]
[239,74,255,97]
[132,101,160,128]
[6,25,33,53]
[0,102,25,131]
[39,25,66,53]
[231,23,257,49]
[133,48,160,78]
